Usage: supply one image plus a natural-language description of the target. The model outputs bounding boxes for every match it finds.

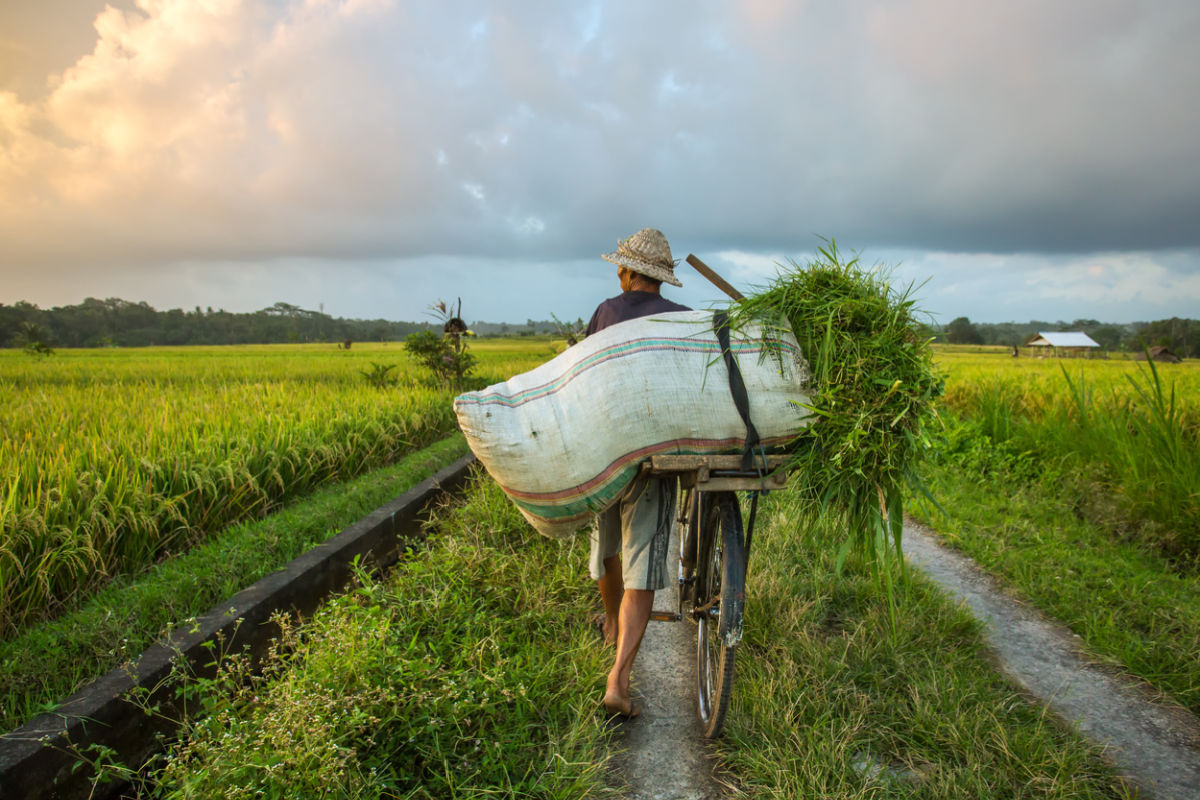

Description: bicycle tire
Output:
[694,491,745,739]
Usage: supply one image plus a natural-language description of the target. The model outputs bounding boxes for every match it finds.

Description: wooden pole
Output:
[685,255,744,302]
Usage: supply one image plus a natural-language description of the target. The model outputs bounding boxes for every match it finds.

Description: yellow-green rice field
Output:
[931,345,1199,558]
[0,340,553,635]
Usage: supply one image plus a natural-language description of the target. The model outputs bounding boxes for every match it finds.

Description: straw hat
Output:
[601,228,683,287]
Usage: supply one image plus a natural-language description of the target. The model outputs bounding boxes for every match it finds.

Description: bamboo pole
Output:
[685,254,744,302]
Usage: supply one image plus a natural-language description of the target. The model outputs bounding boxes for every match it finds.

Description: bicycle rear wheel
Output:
[694,491,745,739]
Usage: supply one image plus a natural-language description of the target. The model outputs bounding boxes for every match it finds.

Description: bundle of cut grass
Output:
[729,242,941,569]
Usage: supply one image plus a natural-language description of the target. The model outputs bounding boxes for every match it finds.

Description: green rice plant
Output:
[1058,360,1200,559]
[0,436,468,733]
[730,243,942,587]
[933,348,1200,560]
[0,341,552,635]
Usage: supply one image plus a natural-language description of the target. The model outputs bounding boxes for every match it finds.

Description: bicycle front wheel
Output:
[694,491,745,739]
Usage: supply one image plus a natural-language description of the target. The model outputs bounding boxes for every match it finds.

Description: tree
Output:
[14,322,54,356]
[405,299,477,387]
[946,316,984,345]
[1088,324,1125,351]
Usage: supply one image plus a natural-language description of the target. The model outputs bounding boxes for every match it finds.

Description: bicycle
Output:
[644,453,788,738]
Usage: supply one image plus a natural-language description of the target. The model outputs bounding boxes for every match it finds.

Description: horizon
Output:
[4,292,1190,330]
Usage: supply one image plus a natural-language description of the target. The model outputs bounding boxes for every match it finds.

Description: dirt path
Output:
[903,520,1200,800]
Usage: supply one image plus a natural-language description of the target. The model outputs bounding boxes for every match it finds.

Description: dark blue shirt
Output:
[586,291,690,336]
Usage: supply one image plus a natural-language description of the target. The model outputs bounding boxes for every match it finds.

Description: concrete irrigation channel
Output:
[0,454,477,800]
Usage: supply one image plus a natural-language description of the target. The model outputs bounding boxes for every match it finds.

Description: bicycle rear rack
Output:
[644,454,789,491]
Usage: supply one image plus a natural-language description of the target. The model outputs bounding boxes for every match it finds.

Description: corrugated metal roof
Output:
[1027,331,1100,348]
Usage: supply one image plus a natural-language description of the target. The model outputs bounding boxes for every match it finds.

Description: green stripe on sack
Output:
[509,464,641,521]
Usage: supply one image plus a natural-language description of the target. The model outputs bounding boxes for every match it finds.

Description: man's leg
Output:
[602,476,675,717]
[596,556,621,645]
[603,588,653,716]
[591,505,623,645]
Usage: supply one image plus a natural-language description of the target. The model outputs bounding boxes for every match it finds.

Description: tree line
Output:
[0,298,442,349]
[940,316,1200,358]
[0,298,579,349]
[4,297,1194,358]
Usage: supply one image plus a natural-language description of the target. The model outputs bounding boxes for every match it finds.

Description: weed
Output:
[149,473,614,798]
[359,362,399,388]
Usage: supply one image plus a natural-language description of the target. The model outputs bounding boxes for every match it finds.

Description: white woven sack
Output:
[454,310,811,539]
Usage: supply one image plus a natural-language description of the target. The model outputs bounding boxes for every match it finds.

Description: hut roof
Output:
[1026,331,1100,348]
[1134,345,1181,363]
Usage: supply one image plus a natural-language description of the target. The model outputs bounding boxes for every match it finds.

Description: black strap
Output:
[713,310,762,472]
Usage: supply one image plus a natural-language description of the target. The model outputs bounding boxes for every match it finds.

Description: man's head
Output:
[602,228,683,291]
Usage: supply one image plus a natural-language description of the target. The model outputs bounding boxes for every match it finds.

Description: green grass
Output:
[911,426,1200,715]
[0,435,469,733]
[714,489,1128,798]
[64,464,1143,797]
[730,243,941,570]
[133,472,614,799]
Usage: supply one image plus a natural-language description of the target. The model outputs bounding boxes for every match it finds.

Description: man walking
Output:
[586,228,689,718]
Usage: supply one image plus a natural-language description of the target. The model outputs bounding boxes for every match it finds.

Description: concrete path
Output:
[903,520,1200,800]
[605,524,728,800]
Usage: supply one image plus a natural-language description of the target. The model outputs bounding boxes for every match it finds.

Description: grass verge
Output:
[131,472,613,798]
[715,490,1129,798]
[1,435,469,733]
[910,429,1200,715]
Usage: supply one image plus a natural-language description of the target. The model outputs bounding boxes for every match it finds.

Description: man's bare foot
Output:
[602,690,640,718]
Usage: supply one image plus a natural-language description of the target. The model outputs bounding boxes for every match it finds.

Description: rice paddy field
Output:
[0,340,555,636]
[932,346,1200,559]
[4,335,1197,796]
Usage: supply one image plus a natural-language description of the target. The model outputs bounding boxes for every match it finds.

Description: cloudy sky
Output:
[2,0,1198,325]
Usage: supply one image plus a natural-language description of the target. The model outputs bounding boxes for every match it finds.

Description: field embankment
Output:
[139,475,1140,798]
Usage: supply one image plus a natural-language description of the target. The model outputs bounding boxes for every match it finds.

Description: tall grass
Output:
[0,341,551,635]
[730,244,941,581]
[938,351,1200,560]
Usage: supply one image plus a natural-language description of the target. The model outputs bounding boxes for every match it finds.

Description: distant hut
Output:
[1133,345,1181,363]
[1025,331,1101,358]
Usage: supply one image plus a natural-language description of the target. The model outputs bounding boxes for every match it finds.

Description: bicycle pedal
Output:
[649,611,681,622]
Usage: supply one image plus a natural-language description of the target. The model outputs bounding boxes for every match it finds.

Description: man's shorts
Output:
[588,475,677,592]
